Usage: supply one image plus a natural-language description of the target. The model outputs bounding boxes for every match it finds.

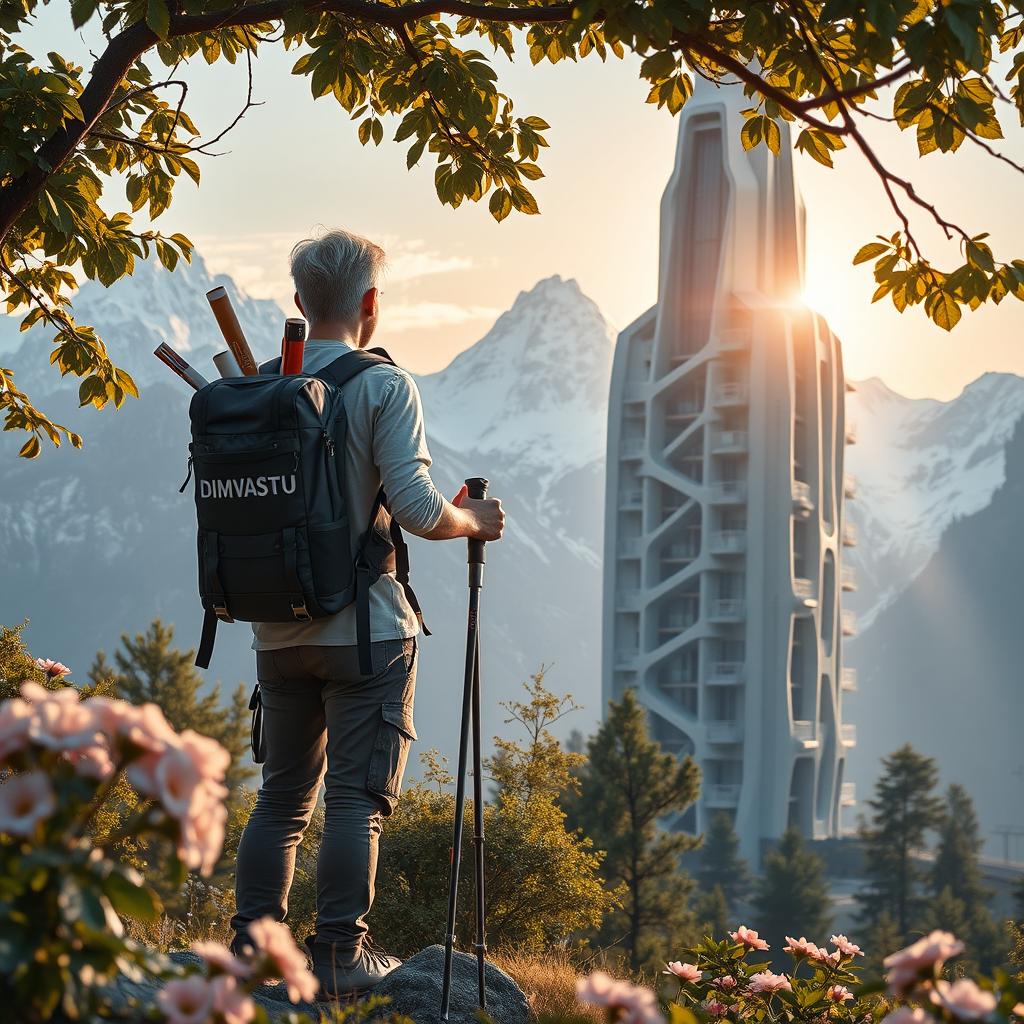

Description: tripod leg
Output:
[440,587,481,1023]
[471,630,487,1009]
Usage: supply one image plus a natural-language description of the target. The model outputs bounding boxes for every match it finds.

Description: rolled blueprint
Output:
[206,285,258,375]
[154,342,209,390]
[213,349,243,378]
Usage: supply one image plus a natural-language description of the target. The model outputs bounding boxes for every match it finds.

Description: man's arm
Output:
[372,370,504,542]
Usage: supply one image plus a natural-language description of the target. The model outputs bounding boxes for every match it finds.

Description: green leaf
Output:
[70,0,100,28]
[18,435,41,459]
[853,242,890,265]
[102,870,162,921]
[927,290,961,330]
[146,0,170,40]
[488,188,513,222]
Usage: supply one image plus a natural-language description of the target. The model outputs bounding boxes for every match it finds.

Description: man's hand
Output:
[460,496,505,542]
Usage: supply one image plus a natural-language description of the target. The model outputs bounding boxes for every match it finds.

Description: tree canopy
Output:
[4,0,1024,455]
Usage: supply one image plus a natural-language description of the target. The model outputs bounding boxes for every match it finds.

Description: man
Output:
[230,229,505,997]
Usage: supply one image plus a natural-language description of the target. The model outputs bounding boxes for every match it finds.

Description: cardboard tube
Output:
[154,343,209,390]
[206,286,258,375]
[281,318,307,375]
[213,350,243,378]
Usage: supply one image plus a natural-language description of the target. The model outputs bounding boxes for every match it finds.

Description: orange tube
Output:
[206,286,258,375]
[281,318,307,375]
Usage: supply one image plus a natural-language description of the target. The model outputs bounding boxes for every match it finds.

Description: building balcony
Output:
[706,783,741,808]
[710,597,745,623]
[717,328,751,351]
[843,473,857,499]
[842,521,858,547]
[616,590,642,611]
[614,648,639,668]
[845,423,858,445]
[714,382,748,407]
[793,577,815,602]
[620,489,643,510]
[841,563,858,591]
[661,544,699,565]
[707,661,744,684]
[619,538,642,557]
[841,781,857,806]
[711,480,747,504]
[792,479,814,513]
[623,382,647,403]
[710,530,746,556]
[841,667,858,692]
[711,430,748,455]
[665,399,702,421]
[660,676,697,692]
[842,610,858,637]
[620,438,645,459]
[841,723,857,746]
[707,720,743,744]
[793,720,817,744]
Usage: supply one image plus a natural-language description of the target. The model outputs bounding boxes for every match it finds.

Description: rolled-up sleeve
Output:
[372,370,446,535]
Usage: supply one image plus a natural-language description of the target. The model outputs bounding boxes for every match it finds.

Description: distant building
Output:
[602,78,857,867]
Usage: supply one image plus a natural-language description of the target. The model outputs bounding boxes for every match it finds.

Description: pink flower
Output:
[23,683,100,752]
[784,936,822,958]
[0,770,57,836]
[831,935,864,957]
[747,971,792,995]
[64,743,116,780]
[714,976,738,991]
[210,975,255,1024]
[192,940,252,979]
[35,658,71,678]
[0,697,32,761]
[177,788,228,876]
[247,918,318,1004]
[881,1009,937,1024]
[577,972,666,1024]
[1011,1004,1024,1019]
[930,980,997,1021]
[884,931,965,994]
[157,976,214,1024]
[809,945,842,966]
[664,962,702,982]
[828,985,854,1003]
[155,745,204,818]
[704,1001,729,1017]
[729,926,769,951]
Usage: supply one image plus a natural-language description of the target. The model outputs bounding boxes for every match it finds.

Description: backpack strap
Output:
[315,347,395,388]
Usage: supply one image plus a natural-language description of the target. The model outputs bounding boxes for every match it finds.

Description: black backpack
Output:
[183,347,427,681]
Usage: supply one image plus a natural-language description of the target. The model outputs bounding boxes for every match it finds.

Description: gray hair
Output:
[289,229,386,324]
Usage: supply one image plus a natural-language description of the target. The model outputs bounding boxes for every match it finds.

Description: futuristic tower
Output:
[602,78,857,866]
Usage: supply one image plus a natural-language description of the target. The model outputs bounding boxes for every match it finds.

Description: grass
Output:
[492,947,606,1023]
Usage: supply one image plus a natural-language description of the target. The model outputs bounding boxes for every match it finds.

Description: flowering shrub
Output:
[576,929,1024,1024]
[0,679,239,1020]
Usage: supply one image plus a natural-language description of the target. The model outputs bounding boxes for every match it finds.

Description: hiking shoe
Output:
[307,933,401,999]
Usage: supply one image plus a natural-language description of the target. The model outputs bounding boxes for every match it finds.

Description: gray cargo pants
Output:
[231,638,417,952]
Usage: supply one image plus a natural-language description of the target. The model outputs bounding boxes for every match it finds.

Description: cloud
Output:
[384,301,502,332]
[192,232,473,308]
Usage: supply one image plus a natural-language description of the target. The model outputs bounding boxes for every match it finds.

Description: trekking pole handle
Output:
[466,477,489,567]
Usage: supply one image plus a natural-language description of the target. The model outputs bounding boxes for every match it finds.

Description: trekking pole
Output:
[440,477,489,1022]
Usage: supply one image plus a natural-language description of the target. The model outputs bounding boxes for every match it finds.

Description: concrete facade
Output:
[602,79,856,866]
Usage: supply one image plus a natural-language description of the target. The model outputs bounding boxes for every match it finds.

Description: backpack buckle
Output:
[291,601,312,622]
[213,603,234,624]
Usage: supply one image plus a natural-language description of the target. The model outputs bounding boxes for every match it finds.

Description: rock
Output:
[100,944,528,1024]
[373,945,530,1024]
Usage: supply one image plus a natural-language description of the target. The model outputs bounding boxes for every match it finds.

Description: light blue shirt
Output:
[252,340,446,649]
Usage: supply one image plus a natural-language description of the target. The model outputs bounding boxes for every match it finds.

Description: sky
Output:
[30,7,1024,399]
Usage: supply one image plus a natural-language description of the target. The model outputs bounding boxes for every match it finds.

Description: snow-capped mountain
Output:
[844,374,1024,627]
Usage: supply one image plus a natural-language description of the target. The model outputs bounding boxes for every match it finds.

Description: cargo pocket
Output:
[367,701,417,815]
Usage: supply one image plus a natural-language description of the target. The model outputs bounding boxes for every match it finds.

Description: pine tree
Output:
[695,812,751,913]
[751,828,831,953]
[861,912,905,981]
[857,744,944,939]
[930,783,1002,971]
[572,689,702,972]
[91,620,254,792]
[692,884,731,939]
